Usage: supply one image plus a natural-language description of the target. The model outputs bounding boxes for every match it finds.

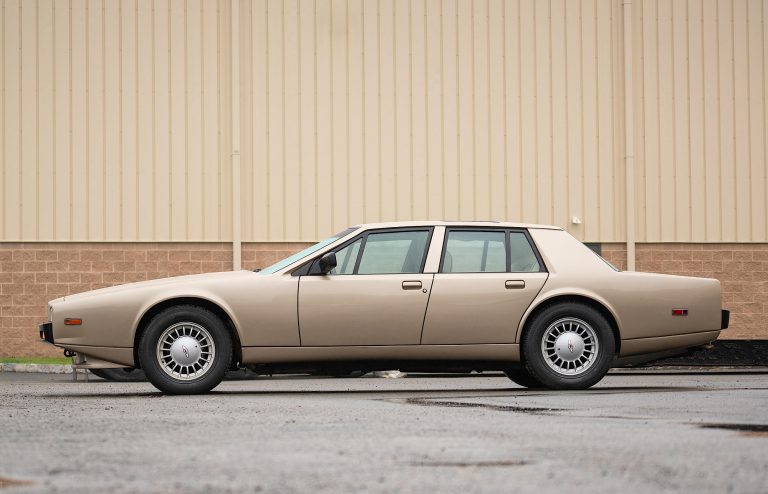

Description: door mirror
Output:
[317,252,338,275]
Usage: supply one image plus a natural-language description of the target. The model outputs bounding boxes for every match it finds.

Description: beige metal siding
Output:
[1,0,232,241]
[1,0,767,243]
[633,0,768,242]
[239,0,626,242]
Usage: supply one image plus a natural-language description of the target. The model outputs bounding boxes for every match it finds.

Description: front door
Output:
[298,229,434,346]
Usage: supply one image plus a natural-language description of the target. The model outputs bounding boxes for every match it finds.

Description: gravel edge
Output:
[0,363,74,374]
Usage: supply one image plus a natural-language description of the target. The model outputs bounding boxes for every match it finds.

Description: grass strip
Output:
[0,357,72,365]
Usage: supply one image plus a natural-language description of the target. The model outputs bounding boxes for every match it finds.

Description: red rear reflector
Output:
[64,318,82,325]
[671,309,688,316]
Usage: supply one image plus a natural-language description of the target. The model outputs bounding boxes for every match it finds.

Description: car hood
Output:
[50,270,257,304]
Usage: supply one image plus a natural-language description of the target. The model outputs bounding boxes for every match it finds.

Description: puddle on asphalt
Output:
[413,460,529,468]
[397,397,563,415]
[699,423,768,437]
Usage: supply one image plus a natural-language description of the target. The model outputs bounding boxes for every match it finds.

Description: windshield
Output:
[257,227,359,274]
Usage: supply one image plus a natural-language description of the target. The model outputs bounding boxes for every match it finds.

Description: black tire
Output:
[90,367,147,382]
[138,305,232,394]
[521,302,615,390]
[503,368,544,388]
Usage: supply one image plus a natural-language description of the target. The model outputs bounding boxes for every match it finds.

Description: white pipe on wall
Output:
[231,0,242,270]
[622,0,636,271]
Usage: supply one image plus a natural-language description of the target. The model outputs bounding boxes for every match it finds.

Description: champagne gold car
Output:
[39,221,729,394]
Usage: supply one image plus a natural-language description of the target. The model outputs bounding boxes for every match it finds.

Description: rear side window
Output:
[509,232,540,272]
[440,229,544,273]
[442,231,506,273]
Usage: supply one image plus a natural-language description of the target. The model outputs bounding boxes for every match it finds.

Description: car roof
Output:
[348,220,563,231]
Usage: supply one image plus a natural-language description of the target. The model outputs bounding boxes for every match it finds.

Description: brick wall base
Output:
[1,241,764,357]
[0,242,309,358]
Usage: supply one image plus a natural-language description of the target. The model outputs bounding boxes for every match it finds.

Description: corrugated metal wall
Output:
[1,0,232,242]
[1,0,766,243]
[633,0,767,242]
[240,0,627,242]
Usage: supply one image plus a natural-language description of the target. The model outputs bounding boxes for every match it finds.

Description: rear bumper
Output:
[39,322,54,344]
[721,310,730,330]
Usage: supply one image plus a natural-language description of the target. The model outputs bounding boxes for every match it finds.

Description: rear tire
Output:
[138,305,232,395]
[521,302,615,390]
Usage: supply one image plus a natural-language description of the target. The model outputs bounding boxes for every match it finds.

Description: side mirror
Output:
[317,252,337,275]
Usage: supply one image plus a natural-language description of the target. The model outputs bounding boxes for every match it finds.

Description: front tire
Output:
[521,302,615,390]
[138,305,232,395]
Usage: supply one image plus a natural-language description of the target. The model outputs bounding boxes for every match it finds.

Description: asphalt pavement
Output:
[0,372,766,494]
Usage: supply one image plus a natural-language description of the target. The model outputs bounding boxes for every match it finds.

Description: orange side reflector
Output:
[64,318,82,325]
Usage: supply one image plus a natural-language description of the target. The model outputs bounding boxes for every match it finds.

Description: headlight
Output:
[48,305,53,322]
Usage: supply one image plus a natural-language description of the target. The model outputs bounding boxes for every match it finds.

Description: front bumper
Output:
[721,310,730,330]
[39,322,54,344]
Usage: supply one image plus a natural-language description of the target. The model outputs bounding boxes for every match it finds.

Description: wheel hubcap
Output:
[169,336,201,366]
[541,318,599,376]
[156,322,215,381]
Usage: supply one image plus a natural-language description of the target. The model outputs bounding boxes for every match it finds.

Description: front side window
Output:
[442,231,506,273]
[356,231,430,274]
[330,239,362,275]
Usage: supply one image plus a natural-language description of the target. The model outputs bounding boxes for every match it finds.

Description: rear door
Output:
[298,228,434,346]
[421,229,548,344]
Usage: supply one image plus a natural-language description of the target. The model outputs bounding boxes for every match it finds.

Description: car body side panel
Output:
[525,229,723,341]
[619,330,721,357]
[242,343,520,363]
[298,274,434,346]
[421,272,547,344]
[49,271,301,351]
[58,345,136,367]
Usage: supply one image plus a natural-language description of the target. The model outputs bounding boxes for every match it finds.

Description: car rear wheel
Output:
[138,305,232,395]
[521,302,615,390]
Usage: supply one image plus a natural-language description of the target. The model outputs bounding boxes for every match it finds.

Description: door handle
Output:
[402,280,423,290]
[505,280,525,289]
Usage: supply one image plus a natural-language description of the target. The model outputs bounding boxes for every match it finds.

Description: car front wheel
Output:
[521,302,615,390]
[138,305,232,395]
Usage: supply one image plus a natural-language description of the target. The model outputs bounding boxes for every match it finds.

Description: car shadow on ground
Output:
[38,385,707,400]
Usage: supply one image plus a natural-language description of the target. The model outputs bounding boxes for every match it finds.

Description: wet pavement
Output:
[0,372,766,493]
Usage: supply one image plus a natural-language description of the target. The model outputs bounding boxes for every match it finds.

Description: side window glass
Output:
[443,231,506,273]
[357,231,430,274]
[509,232,540,272]
[330,239,362,275]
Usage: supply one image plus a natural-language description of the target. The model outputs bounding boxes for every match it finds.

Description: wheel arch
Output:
[132,296,243,370]
[516,294,622,355]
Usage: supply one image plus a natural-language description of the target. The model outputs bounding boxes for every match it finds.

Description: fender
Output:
[515,286,624,343]
[131,290,245,348]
